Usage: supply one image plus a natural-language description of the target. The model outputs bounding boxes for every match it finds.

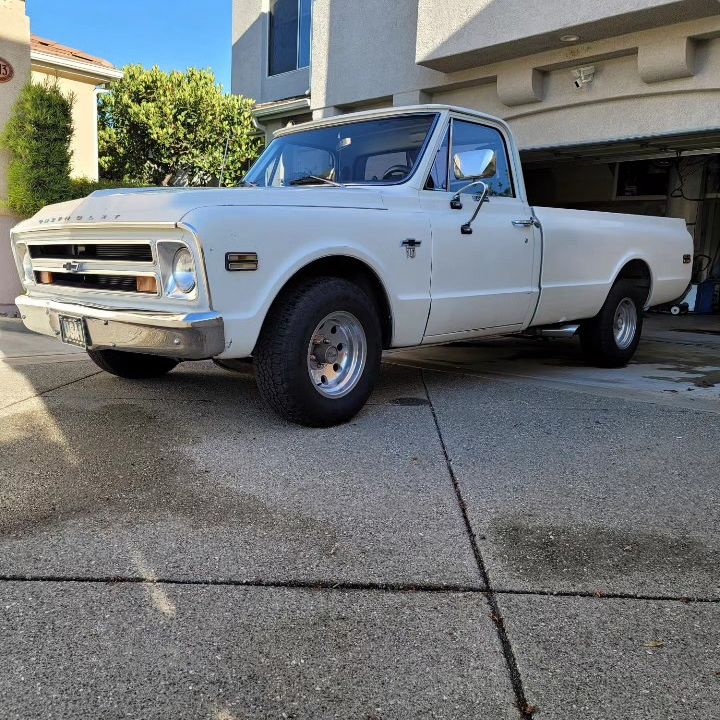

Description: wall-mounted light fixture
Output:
[572,65,596,89]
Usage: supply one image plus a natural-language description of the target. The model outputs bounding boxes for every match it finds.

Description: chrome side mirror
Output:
[453,149,497,182]
[450,149,497,210]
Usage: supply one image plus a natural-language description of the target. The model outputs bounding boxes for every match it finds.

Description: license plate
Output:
[59,315,87,348]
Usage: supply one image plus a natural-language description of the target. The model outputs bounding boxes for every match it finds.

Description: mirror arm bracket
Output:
[450,180,489,210]
[460,183,490,235]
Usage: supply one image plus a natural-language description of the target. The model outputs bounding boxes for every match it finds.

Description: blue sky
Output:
[26,0,233,91]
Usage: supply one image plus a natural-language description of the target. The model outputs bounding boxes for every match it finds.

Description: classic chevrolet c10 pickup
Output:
[11,105,692,425]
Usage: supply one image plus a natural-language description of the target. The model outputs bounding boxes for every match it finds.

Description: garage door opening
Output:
[522,132,720,315]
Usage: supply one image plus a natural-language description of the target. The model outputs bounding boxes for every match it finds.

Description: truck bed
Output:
[529,206,692,327]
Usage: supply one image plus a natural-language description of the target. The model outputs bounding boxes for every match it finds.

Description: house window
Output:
[268,0,312,76]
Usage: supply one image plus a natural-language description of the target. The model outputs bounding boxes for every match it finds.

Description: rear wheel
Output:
[580,279,645,368]
[87,349,179,379]
[254,277,382,427]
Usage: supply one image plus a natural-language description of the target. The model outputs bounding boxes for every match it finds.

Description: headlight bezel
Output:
[157,240,199,300]
[15,242,35,285]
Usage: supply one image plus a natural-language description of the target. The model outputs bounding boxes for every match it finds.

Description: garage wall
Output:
[310,4,720,152]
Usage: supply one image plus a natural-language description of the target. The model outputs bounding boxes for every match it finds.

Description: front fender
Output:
[181,205,432,357]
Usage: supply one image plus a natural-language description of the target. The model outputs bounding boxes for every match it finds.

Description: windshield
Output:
[244,113,438,187]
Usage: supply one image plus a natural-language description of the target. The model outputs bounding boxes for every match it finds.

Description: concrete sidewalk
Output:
[0,315,717,719]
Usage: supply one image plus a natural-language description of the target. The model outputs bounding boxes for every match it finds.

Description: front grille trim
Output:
[35,270,160,296]
[28,242,153,263]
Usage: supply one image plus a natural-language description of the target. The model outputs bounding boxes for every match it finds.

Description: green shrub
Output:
[98,65,262,187]
[68,177,145,199]
[0,81,74,216]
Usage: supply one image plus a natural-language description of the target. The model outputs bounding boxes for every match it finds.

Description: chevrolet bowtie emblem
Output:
[62,261,81,272]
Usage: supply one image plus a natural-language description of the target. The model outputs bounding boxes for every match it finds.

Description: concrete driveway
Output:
[0,313,718,719]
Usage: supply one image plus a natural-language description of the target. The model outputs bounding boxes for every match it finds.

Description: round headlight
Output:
[172,248,196,293]
[21,246,34,282]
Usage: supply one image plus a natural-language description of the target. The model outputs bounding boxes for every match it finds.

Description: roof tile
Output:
[31,35,115,70]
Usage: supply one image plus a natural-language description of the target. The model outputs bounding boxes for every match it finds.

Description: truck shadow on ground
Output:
[2,332,718,598]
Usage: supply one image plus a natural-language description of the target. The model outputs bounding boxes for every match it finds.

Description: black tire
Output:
[87,349,179,379]
[580,279,645,368]
[212,358,253,372]
[254,277,382,427]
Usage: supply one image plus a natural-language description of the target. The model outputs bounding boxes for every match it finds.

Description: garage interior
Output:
[522,131,720,316]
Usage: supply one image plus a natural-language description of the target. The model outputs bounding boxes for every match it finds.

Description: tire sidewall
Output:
[604,283,644,359]
[258,279,382,426]
[582,279,644,366]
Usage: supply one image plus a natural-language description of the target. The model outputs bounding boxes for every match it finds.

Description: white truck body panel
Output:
[11,104,692,360]
[531,206,691,327]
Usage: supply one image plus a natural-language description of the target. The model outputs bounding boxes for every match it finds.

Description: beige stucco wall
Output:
[415,0,720,71]
[309,0,720,151]
[0,0,30,312]
[31,68,99,180]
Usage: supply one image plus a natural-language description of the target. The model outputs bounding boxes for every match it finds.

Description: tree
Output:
[0,82,74,216]
[98,66,262,187]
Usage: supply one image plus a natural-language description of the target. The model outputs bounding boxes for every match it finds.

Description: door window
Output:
[449,120,514,198]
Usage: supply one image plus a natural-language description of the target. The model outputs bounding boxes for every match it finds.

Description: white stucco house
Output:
[231,1,720,302]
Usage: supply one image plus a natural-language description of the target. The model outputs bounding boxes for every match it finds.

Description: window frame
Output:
[267,0,313,78]
[423,124,450,192]
[422,115,517,198]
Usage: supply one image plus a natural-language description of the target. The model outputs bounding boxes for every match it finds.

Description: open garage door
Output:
[522,130,720,314]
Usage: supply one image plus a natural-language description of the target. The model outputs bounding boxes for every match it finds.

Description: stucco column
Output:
[312,106,341,121]
[0,0,30,314]
[393,90,430,106]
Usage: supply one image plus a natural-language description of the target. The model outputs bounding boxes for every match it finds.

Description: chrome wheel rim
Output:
[613,298,637,350]
[307,311,367,398]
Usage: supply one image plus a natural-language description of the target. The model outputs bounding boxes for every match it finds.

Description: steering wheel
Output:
[382,164,412,181]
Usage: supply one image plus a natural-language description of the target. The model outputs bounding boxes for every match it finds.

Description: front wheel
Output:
[87,349,179,379]
[580,279,644,368]
[254,277,382,427]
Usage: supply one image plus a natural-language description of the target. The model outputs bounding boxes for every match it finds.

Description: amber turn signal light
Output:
[136,276,158,294]
[38,271,54,284]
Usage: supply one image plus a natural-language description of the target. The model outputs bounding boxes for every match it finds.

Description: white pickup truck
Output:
[11,105,692,426]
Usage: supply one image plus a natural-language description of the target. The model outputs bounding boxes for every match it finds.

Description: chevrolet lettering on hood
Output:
[38,214,123,225]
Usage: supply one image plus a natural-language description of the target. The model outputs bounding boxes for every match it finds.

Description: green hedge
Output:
[0,82,149,216]
[0,82,74,216]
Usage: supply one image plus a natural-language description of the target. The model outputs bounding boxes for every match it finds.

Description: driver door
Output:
[421,118,539,340]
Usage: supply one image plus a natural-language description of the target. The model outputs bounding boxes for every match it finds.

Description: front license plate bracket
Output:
[59,315,88,348]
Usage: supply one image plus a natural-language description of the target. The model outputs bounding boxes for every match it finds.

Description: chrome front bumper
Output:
[16,295,225,359]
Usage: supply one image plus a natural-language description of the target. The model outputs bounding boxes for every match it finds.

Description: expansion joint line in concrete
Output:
[0,576,717,603]
[2,370,102,412]
[420,370,535,720]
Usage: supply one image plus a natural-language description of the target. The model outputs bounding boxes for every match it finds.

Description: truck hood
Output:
[12,186,386,233]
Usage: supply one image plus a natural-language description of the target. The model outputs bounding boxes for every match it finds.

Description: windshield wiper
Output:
[289,175,343,187]
[239,179,257,187]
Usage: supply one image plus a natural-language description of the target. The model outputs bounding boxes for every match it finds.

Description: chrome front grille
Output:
[13,226,206,309]
[24,238,158,297]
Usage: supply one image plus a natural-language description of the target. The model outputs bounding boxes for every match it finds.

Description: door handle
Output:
[512,219,535,228]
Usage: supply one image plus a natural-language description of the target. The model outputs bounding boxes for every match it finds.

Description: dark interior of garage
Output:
[522,132,720,316]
